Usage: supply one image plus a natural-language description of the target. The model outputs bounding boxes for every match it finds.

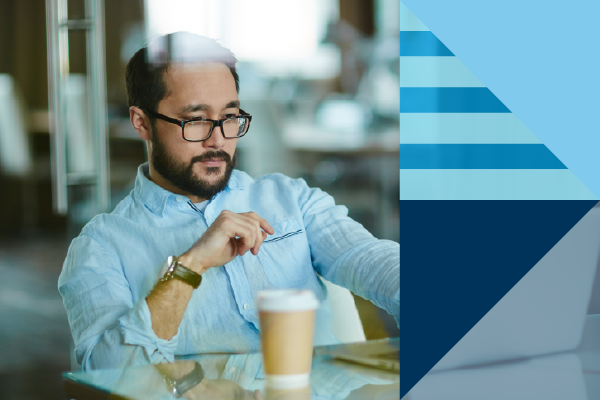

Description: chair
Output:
[321,278,366,343]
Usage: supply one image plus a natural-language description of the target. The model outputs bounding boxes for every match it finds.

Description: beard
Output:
[150,132,235,200]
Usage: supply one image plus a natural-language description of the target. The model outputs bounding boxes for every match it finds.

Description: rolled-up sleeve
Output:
[294,178,400,325]
[59,234,179,370]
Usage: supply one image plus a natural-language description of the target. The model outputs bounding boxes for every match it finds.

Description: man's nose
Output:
[203,123,226,149]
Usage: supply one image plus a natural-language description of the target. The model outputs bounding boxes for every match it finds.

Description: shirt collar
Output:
[134,162,243,217]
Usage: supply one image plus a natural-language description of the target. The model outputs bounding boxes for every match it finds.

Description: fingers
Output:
[243,211,274,235]
[218,213,264,256]
[213,210,272,257]
[239,212,272,255]
[251,231,268,256]
[234,212,272,255]
[233,212,273,255]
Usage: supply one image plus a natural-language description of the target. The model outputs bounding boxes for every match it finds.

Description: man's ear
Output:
[130,106,151,141]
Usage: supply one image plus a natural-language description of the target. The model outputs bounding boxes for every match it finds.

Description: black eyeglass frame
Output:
[137,106,252,142]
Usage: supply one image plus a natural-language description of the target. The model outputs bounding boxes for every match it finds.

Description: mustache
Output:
[191,151,232,164]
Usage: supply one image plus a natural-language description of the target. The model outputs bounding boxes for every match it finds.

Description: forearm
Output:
[146,253,203,340]
[79,297,185,370]
[146,278,195,340]
[301,190,400,320]
[80,295,184,370]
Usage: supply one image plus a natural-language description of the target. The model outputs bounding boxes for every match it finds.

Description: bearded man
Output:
[59,32,399,371]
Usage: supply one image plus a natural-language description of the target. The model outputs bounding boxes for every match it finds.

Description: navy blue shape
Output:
[400,144,567,169]
[400,200,597,398]
[400,88,511,113]
[400,31,455,56]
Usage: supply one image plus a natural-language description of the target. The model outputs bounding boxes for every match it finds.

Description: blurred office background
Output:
[0,0,398,399]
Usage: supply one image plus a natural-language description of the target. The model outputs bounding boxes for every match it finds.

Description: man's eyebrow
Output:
[178,100,240,114]
[179,104,210,114]
[223,100,240,110]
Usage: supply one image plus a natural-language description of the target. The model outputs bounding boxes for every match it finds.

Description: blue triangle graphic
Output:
[400,200,597,398]
[400,0,600,198]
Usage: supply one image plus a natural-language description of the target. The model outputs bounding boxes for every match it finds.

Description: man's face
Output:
[149,62,240,201]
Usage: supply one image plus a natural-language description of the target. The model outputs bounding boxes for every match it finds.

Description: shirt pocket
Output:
[257,218,313,288]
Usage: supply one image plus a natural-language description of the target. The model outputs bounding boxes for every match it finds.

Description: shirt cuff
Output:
[118,297,180,363]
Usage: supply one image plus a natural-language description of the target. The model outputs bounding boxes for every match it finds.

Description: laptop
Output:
[317,205,600,373]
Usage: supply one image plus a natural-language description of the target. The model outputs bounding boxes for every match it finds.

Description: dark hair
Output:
[125,32,239,113]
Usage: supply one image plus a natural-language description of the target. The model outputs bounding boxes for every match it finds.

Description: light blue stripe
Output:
[400,57,484,87]
[400,113,541,144]
[400,144,565,169]
[400,2,429,31]
[399,169,598,200]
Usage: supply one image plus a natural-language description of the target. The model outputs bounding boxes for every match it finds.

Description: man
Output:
[59,32,399,371]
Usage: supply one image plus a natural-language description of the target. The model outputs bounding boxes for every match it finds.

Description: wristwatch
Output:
[160,255,202,289]
[164,362,205,398]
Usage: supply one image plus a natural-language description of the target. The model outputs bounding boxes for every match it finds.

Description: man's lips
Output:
[198,158,224,167]
[191,151,230,168]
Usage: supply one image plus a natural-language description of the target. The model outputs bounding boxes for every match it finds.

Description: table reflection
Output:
[64,352,399,400]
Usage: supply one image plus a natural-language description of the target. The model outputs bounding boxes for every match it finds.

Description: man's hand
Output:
[147,211,272,340]
[180,211,274,274]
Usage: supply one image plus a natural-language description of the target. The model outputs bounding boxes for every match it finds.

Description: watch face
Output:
[163,256,177,278]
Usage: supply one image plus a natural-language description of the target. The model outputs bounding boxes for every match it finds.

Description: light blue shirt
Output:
[59,163,399,371]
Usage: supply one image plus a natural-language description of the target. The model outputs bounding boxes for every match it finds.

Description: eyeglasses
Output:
[138,107,252,142]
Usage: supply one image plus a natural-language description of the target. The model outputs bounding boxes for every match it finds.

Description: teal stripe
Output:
[400,32,454,56]
[401,144,565,169]
[399,169,598,200]
[400,88,510,113]
[400,57,484,87]
[400,113,541,144]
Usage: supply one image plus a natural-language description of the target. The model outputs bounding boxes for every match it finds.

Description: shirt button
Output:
[243,304,250,310]
[229,367,236,373]
[176,196,184,203]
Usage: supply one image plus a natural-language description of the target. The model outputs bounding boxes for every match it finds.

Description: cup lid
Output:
[256,289,320,312]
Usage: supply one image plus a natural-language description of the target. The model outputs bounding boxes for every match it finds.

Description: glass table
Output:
[63,340,400,400]
[65,315,600,399]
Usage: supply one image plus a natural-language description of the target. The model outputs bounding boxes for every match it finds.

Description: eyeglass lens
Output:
[184,117,249,141]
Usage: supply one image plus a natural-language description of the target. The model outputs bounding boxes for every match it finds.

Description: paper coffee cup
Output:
[256,290,320,389]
